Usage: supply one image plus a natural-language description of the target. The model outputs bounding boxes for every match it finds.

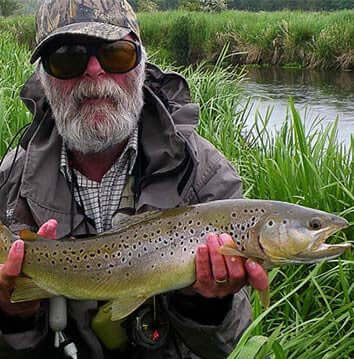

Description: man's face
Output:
[38,35,146,154]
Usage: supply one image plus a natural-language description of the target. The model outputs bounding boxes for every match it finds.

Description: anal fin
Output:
[19,229,39,241]
[11,277,55,302]
[111,296,148,321]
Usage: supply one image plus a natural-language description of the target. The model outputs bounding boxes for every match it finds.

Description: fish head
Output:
[257,203,351,266]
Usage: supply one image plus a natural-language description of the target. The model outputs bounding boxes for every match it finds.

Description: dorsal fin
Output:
[108,206,194,235]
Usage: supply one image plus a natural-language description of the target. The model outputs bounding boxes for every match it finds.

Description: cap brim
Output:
[30,22,133,64]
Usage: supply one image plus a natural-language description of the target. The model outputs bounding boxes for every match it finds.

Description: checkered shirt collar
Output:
[60,127,139,180]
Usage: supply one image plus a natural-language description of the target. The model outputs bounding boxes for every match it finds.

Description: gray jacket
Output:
[0,64,252,359]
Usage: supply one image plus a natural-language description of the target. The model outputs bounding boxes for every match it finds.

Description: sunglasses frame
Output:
[41,39,142,80]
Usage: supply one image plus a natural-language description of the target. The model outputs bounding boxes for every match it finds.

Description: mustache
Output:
[72,78,127,106]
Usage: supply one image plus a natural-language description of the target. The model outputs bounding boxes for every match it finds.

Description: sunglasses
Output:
[41,39,142,80]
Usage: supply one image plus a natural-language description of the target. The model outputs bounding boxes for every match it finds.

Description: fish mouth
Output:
[295,217,351,263]
[310,216,349,250]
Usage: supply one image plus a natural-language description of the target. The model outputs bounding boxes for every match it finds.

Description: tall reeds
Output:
[1,11,353,69]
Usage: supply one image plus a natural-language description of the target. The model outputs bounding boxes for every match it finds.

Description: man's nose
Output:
[84,56,105,79]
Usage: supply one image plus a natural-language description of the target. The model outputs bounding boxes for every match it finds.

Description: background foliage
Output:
[3,0,354,16]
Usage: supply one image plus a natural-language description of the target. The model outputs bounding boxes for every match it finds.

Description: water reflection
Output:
[241,67,354,146]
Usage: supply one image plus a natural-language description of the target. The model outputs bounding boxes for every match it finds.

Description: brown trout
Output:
[0,199,350,320]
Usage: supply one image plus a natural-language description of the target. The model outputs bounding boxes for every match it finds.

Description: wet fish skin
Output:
[0,199,350,320]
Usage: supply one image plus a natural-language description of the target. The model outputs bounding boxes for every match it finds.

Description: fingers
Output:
[1,240,24,282]
[195,244,212,286]
[193,233,246,298]
[219,233,246,281]
[207,233,228,282]
[0,241,41,318]
[245,259,269,291]
[191,232,268,298]
[38,219,58,239]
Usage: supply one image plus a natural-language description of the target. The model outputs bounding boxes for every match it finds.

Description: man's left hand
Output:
[187,233,268,298]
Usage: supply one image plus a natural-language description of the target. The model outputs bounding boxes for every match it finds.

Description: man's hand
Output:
[189,233,268,298]
[0,219,57,318]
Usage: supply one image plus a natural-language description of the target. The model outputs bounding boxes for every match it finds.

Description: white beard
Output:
[38,51,146,154]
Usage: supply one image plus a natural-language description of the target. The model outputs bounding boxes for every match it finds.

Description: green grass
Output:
[0,31,34,155]
[1,10,354,69]
[1,32,353,359]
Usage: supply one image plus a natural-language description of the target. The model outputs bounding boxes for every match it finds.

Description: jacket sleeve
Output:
[166,133,251,358]
[187,133,243,203]
[0,304,49,357]
[0,151,50,356]
[165,288,251,359]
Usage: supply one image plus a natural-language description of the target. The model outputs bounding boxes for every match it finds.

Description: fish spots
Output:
[267,220,274,227]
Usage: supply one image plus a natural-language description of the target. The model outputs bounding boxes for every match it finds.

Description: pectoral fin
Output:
[111,296,148,321]
[219,244,247,258]
[19,229,39,241]
[11,277,55,302]
[257,287,270,308]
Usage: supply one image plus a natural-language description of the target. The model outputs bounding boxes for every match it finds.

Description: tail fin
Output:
[0,223,15,262]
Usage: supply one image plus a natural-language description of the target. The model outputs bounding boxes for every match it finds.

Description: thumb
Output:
[37,219,58,239]
[1,240,24,282]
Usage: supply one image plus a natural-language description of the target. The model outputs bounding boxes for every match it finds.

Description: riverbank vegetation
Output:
[1,10,354,70]
[5,0,352,15]
[1,27,353,359]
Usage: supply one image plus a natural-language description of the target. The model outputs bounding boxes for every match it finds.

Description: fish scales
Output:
[0,199,350,320]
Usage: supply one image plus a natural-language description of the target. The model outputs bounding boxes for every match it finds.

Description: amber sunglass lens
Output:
[49,45,88,79]
[99,41,137,73]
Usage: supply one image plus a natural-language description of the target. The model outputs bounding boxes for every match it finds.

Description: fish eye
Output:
[309,218,322,230]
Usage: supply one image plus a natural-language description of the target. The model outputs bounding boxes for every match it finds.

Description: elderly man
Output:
[0,0,268,358]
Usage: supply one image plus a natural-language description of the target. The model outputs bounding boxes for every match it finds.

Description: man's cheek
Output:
[49,76,77,95]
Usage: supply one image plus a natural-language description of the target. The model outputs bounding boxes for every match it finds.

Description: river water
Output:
[240,67,354,147]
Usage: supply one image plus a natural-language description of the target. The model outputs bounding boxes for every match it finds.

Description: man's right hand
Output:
[0,219,58,318]
[0,240,40,318]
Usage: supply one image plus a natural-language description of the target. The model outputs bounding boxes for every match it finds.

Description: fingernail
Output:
[247,260,257,269]
[220,233,232,243]
[15,241,23,253]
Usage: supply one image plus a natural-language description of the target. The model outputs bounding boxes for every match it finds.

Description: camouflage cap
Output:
[31,0,140,64]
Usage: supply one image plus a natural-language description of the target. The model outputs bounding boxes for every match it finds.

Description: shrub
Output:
[200,0,228,12]
[137,0,158,12]
[0,0,20,17]
[179,1,202,11]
